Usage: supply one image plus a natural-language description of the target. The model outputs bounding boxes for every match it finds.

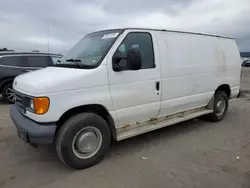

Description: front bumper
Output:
[10,104,57,145]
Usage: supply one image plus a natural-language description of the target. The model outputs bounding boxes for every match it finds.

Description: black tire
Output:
[2,83,15,104]
[56,113,111,169]
[211,91,228,122]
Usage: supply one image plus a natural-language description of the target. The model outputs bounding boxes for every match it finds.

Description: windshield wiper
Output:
[65,58,85,68]
[66,59,82,62]
[65,59,94,69]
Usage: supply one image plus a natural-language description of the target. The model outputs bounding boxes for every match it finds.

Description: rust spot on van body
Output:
[122,124,130,129]
[150,117,158,121]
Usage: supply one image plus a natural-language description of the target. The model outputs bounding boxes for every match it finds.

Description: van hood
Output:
[13,66,108,95]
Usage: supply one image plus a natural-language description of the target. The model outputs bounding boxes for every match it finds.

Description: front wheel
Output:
[2,83,15,104]
[211,91,229,122]
[56,113,111,169]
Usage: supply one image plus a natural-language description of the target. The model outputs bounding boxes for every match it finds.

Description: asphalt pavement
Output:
[0,68,250,188]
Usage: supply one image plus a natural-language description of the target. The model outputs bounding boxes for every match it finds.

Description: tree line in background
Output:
[0,48,63,57]
[0,48,41,53]
[0,48,14,52]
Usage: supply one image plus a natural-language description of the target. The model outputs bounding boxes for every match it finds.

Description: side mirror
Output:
[113,51,127,63]
[112,51,127,72]
[112,48,142,71]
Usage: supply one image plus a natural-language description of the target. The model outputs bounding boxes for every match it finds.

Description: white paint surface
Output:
[13,28,241,138]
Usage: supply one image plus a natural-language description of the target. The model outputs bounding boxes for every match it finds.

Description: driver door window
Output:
[113,32,155,71]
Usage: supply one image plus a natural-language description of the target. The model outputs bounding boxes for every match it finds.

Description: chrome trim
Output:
[14,90,25,114]
[13,89,34,114]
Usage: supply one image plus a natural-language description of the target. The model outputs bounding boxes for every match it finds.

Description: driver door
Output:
[107,30,161,127]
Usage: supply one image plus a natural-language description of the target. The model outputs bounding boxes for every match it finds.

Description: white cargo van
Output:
[10,28,241,169]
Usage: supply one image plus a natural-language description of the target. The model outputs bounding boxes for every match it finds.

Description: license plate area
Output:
[17,127,28,142]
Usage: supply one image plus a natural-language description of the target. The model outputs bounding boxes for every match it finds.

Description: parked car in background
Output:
[240,52,250,59]
[242,59,250,67]
[0,52,62,103]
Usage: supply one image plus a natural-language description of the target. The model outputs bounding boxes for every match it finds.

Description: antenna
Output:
[47,23,50,54]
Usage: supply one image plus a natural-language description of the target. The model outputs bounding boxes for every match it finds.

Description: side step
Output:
[116,108,213,141]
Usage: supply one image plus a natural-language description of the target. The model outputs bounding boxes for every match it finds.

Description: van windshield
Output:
[58,29,123,69]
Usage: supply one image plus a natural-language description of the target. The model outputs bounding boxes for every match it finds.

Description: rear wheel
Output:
[211,91,228,122]
[56,113,111,169]
[2,83,15,104]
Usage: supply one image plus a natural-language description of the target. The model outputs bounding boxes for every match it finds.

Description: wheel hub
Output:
[76,131,98,153]
[216,98,226,116]
[72,126,102,159]
[6,88,15,102]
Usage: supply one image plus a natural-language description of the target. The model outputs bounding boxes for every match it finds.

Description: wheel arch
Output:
[215,84,231,98]
[207,84,231,109]
[56,104,117,141]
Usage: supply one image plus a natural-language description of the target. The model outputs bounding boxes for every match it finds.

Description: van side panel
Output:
[157,31,241,117]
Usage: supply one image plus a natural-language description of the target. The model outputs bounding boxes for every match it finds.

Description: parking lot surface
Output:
[0,68,250,188]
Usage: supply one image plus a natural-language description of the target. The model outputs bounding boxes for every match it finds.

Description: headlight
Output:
[28,98,35,110]
[26,97,50,115]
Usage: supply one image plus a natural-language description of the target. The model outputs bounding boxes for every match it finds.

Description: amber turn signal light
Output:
[33,97,50,115]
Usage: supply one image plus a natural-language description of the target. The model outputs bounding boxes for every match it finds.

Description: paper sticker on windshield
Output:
[102,33,119,39]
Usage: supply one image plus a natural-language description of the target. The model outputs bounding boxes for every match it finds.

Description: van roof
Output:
[96,27,233,39]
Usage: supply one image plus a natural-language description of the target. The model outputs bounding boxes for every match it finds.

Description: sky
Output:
[0,0,250,54]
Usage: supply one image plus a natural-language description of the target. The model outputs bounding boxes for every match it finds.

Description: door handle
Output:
[156,81,160,91]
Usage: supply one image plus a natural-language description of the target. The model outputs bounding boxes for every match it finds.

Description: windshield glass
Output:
[59,29,123,68]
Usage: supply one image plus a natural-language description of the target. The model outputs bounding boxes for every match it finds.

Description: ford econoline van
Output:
[10,28,241,169]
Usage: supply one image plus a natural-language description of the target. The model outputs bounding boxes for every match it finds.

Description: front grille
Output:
[14,90,25,113]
